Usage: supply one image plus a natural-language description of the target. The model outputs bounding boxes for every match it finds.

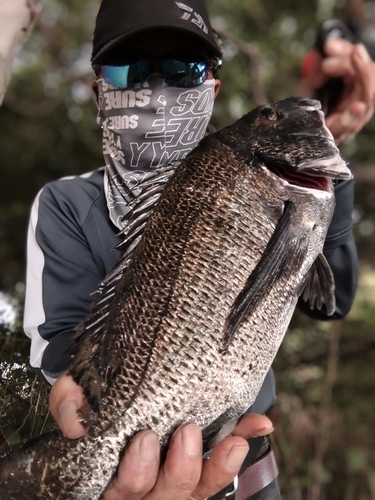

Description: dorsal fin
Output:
[73,163,179,345]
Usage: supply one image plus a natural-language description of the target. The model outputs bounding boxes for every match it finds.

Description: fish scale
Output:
[0,97,353,499]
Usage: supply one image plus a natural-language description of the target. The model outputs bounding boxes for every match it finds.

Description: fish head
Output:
[220,97,355,320]
[227,96,352,187]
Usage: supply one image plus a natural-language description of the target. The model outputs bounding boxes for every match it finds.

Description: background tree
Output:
[1,1,375,498]
[0,0,39,104]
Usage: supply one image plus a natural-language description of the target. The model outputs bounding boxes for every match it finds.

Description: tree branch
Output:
[307,321,342,500]
[213,26,268,106]
[0,0,39,105]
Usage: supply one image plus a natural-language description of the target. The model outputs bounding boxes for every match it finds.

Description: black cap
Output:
[91,0,222,65]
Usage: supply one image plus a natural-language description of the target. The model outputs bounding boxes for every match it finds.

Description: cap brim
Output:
[92,26,222,65]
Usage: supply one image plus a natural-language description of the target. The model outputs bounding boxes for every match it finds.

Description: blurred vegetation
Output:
[1,0,375,498]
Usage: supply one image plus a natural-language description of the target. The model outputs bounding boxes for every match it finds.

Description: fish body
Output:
[0,97,352,499]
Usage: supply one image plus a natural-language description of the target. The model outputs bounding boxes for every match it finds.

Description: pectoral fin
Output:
[222,202,307,351]
[299,252,336,315]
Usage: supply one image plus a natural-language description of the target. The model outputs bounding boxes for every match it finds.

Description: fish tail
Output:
[0,429,63,499]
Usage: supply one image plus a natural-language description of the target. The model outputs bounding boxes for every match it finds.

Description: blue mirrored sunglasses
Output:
[100,55,220,89]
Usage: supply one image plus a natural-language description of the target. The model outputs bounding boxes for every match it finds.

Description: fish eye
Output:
[259,106,283,121]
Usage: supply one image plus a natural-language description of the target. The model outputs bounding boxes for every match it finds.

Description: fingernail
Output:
[226,445,249,472]
[340,109,355,127]
[58,399,78,437]
[358,44,370,63]
[253,426,274,437]
[139,431,159,461]
[181,423,202,457]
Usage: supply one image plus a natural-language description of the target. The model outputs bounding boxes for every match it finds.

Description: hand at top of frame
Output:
[298,38,375,144]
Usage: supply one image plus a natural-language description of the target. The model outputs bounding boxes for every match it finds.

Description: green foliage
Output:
[207,0,338,125]
[271,270,375,498]
[0,320,55,451]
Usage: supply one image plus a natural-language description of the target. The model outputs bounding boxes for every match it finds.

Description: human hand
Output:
[50,372,274,500]
[298,39,375,143]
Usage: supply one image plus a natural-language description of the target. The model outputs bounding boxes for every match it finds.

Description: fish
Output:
[0,97,352,499]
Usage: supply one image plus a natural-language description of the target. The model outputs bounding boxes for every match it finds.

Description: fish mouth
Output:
[263,151,352,193]
[267,163,331,191]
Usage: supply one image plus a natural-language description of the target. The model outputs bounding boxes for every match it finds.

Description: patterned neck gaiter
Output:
[96,76,215,229]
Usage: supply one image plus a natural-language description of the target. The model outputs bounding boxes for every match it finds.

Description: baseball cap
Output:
[91,0,222,65]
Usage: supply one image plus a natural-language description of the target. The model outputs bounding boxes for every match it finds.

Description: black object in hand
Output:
[314,19,357,115]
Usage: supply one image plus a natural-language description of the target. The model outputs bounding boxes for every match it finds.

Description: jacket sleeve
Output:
[23,185,106,385]
[297,178,358,320]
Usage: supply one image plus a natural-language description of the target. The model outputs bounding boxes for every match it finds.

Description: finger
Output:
[192,436,249,500]
[102,430,160,500]
[49,372,86,439]
[322,42,373,82]
[344,44,375,135]
[321,55,354,79]
[190,413,273,500]
[325,44,375,141]
[145,423,203,500]
[351,44,375,104]
[231,413,274,439]
[326,101,374,143]
[325,101,371,143]
[320,39,357,79]
[324,38,357,58]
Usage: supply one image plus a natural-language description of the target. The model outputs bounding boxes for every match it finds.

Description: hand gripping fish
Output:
[0,97,352,499]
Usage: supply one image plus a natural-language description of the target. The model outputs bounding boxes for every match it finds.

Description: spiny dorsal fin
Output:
[73,163,179,344]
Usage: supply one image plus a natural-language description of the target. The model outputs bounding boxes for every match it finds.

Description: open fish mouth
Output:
[251,97,353,191]
[262,148,351,193]
[267,163,332,192]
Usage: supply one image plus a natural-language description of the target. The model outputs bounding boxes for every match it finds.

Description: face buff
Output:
[96,76,215,229]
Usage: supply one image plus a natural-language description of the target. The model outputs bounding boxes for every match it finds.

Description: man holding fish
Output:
[23,0,375,499]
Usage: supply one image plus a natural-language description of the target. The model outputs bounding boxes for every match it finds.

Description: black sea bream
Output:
[0,97,352,499]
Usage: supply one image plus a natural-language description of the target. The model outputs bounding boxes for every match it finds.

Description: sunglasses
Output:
[99,52,220,89]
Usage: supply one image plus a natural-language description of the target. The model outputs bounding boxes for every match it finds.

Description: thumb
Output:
[49,372,86,439]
